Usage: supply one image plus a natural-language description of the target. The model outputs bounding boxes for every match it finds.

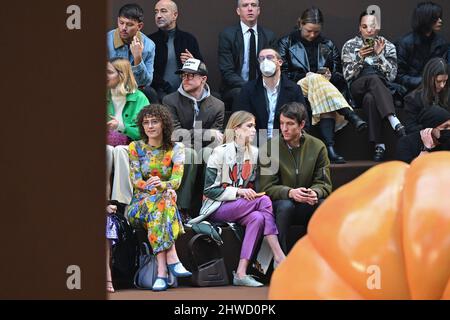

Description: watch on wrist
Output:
[422,145,433,152]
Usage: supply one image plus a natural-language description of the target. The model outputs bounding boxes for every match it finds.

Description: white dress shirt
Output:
[263,78,280,138]
[240,21,258,82]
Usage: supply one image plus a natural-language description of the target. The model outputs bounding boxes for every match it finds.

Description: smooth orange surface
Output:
[269,152,450,300]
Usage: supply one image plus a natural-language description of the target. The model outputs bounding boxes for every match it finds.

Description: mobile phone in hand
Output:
[364,37,375,47]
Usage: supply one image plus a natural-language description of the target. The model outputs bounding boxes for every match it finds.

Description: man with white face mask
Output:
[238,48,307,140]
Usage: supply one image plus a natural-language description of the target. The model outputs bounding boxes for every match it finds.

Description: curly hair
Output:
[136,104,174,150]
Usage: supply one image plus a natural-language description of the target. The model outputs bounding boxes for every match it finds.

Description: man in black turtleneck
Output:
[149,0,203,102]
[396,2,449,93]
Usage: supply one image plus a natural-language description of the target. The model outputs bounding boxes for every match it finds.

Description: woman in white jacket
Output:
[190,111,285,287]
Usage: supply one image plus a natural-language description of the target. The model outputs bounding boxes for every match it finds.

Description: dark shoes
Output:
[347,111,368,132]
[338,108,368,132]
[394,123,406,137]
[327,145,346,164]
[373,146,385,162]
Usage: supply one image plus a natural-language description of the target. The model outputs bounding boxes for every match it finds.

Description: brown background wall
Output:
[1,0,449,299]
[109,0,450,90]
[1,1,106,299]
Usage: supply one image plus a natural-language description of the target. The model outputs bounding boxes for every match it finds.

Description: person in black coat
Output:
[404,57,449,134]
[218,0,277,111]
[278,7,367,163]
[238,48,307,140]
[396,107,450,163]
[395,2,449,93]
[278,7,347,95]
[398,57,450,163]
[149,0,203,101]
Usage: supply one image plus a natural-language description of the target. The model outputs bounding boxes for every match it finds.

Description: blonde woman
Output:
[190,111,286,287]
[106,57,149,203]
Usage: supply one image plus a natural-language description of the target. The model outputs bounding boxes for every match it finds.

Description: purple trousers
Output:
[209,195,278,260]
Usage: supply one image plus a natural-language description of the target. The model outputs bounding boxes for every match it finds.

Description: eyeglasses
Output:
[180,73,201,80]
[258,54,276,63]
[142,119,160,127]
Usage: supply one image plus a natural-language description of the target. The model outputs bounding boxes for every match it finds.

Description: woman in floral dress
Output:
[127,104,192,291]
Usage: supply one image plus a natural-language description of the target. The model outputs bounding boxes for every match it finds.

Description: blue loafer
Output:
[152,277,168,291]
[167,262,192,277]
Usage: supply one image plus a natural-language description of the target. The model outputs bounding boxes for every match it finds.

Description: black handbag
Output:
[188,233,229,287]
[110,213,138,289]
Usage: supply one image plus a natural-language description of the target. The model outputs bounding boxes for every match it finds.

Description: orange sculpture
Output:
[269,152,450,300]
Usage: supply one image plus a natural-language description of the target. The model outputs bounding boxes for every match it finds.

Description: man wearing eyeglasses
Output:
[163,58,225,222]
[218,0,277,111]
[238,48,306,140]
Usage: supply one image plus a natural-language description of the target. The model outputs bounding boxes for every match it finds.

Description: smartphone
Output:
[364,37,375,47]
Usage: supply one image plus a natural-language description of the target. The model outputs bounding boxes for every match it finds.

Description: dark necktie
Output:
[248,28,257,81]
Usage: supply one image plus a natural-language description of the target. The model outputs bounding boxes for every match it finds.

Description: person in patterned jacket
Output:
[342,10,406,162]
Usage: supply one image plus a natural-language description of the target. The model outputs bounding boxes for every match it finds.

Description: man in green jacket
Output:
[260,102,332,253]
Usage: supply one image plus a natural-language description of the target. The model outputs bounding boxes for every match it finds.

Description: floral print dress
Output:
[127,140,185,254]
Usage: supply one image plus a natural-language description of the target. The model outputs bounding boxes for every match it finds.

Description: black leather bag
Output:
[110,213,138,289]
[188,234,229,287]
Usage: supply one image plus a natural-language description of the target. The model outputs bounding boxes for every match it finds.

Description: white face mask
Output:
[259,59,277,77]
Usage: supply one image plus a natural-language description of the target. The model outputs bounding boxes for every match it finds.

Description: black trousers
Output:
[351,75,396,143]
[223,87,242,112]
[139,85,160,104]
[273,199,322,254]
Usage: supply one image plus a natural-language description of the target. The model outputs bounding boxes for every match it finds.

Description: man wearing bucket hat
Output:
[163,58,225,222]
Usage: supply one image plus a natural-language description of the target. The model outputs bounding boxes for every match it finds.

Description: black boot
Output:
[337,108,368,132]
[319,118,346,164]
[327,145,346,164]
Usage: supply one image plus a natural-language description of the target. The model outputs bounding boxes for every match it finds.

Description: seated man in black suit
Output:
[149,0,203,102]
[238,48,307,140]
[218,0,277,111]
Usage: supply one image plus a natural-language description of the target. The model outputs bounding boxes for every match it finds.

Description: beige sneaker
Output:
[232,271,264,287]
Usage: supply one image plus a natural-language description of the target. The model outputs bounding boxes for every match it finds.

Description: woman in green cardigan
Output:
[106,57,149,203]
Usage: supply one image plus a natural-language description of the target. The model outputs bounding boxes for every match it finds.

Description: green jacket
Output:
[259,133,332,200]
[107,90,149,141]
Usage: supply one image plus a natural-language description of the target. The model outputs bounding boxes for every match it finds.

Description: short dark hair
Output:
[359,9,377,24]
[418,57,448,108]
[118,3,144,23]
[136,104,174,149]
[258,47,281,60]
[412,1,442,35]
[279,102,307,125]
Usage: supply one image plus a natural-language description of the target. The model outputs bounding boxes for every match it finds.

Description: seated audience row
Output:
[104,53,450,294]
[104,0,450,293]
[107,1,449,106]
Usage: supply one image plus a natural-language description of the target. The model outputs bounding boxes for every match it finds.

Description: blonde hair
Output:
[224,111,255,145]
[109,58,138,95]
